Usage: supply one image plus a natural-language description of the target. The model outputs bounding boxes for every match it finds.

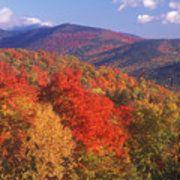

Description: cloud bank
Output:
[0,7,53,29]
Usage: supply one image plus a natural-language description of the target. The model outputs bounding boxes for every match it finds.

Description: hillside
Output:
[91,39,180,89]
[0,23,140,60]
[0,29,13,39]
[0,49,179,179]
[0,24,179,89]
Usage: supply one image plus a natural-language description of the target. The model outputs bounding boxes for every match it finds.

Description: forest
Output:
[0,49,179,179]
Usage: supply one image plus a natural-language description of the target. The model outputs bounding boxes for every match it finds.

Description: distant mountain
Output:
[90,39,180,89]
[144,62,180,89]
[9,24,46,32]
[0,29,13,39]
[0,29,23,39]
[0,23,141,60]
[0,24,179,89]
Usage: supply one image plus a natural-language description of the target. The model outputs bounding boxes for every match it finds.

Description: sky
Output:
[0,0,179,39]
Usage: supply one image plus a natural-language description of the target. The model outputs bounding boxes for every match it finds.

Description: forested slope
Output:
[0,49,179,179]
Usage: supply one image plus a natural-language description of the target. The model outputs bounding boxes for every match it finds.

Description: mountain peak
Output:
[0,23,142,53]
[52,23,104,33]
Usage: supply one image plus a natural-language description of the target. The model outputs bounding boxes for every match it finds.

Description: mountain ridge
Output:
[0,23,179,89]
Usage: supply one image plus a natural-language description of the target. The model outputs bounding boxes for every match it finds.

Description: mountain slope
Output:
[0,23,141,60]
[0,29,13,39]
[0,24,179,89]
[90,39,180,89]
[0,48,178,179]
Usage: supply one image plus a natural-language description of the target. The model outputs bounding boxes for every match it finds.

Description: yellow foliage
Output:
[24,104,74,179]
[92,87,105,95]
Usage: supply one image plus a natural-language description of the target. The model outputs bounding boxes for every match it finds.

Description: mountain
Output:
[0,29,22,40]
[0,24,179,89]
[0,23,141,59]
[0,29,13,39]
[90,39,180,89]
[10,24,49,32]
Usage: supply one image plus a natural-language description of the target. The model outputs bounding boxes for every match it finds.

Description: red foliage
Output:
[0,62,39,168]
[32,66,49,87]
[43,68,133,156]
[0,62,37,106]
[0,132,10,145]
[0,62,38,148]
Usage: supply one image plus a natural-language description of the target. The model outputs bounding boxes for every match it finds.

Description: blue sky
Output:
[0,0,179,38]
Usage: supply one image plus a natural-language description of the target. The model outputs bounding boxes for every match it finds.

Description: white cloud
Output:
[163,10,180,24]
[113,0,163,11]
[22,17,53,27]
[137,14,154,23]
[0,7,53,29]
[137,11,180,24]
[162,1,180,24]
[143,0,157,9]
[0,7,13,24]
[169,1,180,10]
[116,0,141,11]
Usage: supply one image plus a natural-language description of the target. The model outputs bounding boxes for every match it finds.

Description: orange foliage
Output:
[43,68,133,156]
[32,66,49,87]
[0,62,37,159]
[0,62,37,103]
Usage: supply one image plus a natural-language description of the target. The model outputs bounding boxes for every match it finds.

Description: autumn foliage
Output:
[42,68,133,157]
[0,49,179,179]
